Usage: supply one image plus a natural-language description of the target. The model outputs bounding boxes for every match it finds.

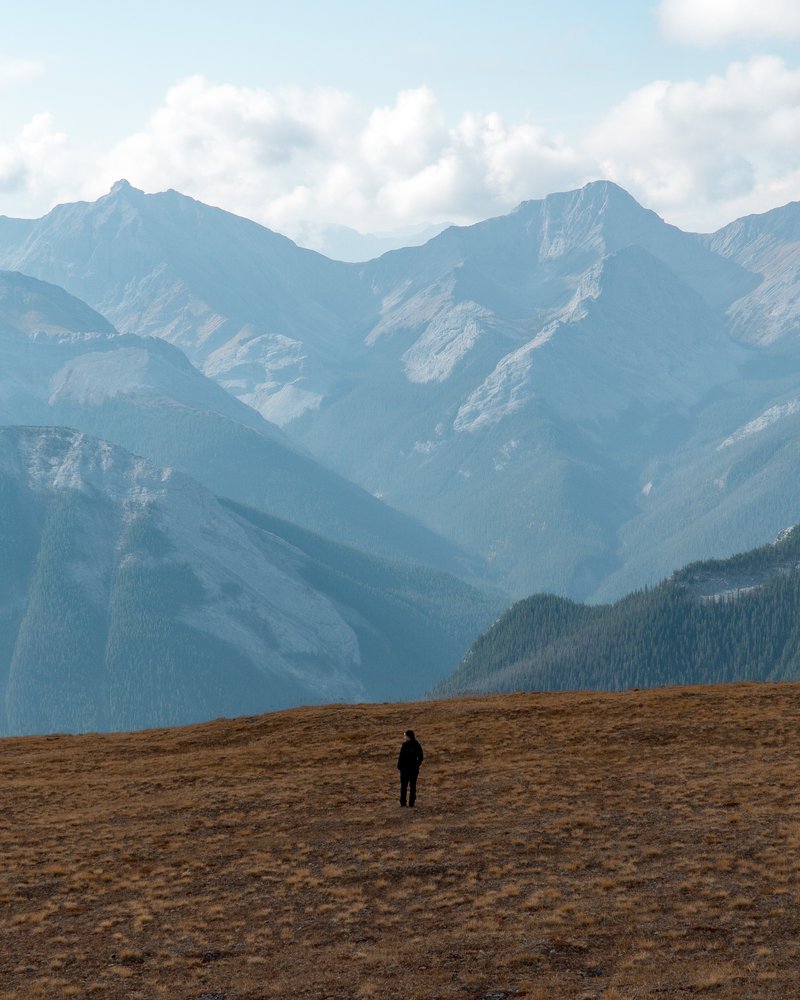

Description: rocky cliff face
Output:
[706,201,800,346]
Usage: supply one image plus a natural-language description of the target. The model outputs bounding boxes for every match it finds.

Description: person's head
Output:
[404,729,415,741]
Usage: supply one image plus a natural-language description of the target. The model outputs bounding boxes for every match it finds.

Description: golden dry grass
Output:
[1,682,800,998]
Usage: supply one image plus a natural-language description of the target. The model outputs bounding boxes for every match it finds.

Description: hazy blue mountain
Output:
[0,269,477,577]
[5,181,800,598]
[590,362,800,601]
[0,426,501,735]
[0,180,371,426]
[300,234,748,597]
[434,525,800,696]
[291,220,450,262]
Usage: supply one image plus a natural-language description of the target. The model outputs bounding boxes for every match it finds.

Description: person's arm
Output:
[417,743,424,766]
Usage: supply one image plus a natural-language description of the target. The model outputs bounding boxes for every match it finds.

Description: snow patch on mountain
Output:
[718,399,800,450]
[493,440,519,472]
[412,439,441,456]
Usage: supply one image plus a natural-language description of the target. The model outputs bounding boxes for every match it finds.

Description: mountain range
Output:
[4,180,800,598]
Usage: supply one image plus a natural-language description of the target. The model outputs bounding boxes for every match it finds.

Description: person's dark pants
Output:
[400,768,418,807]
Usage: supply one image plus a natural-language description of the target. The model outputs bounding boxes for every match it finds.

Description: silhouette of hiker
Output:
[397,729,424,807]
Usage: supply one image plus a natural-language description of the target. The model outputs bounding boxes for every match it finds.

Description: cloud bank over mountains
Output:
[3,13,800,241]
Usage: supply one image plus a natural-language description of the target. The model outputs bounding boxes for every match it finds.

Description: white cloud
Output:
[585,55,800,230]
[0,57,45,87]
[0,113,79,203]
[92,76,592,237]
[659,0,800,45]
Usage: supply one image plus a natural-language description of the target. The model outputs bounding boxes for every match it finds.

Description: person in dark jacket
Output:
[397,729,424,807]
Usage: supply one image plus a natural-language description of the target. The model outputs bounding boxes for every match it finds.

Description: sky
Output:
[3,0,800,243]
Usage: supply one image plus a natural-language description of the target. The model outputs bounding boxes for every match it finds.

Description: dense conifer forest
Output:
[435,526,800,695]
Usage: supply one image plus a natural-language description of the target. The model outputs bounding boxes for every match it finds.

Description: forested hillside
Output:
[0,427,502,735]
[435,526,800,695]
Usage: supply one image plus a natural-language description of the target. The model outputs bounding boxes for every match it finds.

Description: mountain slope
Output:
[0,269,476,576]
[299,240,746,596]
[590,363,800,600]
[435,525,800,696]
[0,426,501,735]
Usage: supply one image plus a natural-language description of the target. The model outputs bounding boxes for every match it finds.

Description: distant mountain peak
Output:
[108,179,137,196]
[579,178,637,202]
[500,181,657,266]
[4,177,800,604]
[511,179,642,218]
[101,180,147,213]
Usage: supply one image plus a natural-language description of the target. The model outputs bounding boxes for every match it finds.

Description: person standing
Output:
[397,729,424,807]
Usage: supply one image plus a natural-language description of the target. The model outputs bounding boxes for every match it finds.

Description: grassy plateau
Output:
[1,682,799,998]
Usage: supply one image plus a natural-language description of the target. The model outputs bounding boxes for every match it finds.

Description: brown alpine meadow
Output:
[1,682,798,999]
